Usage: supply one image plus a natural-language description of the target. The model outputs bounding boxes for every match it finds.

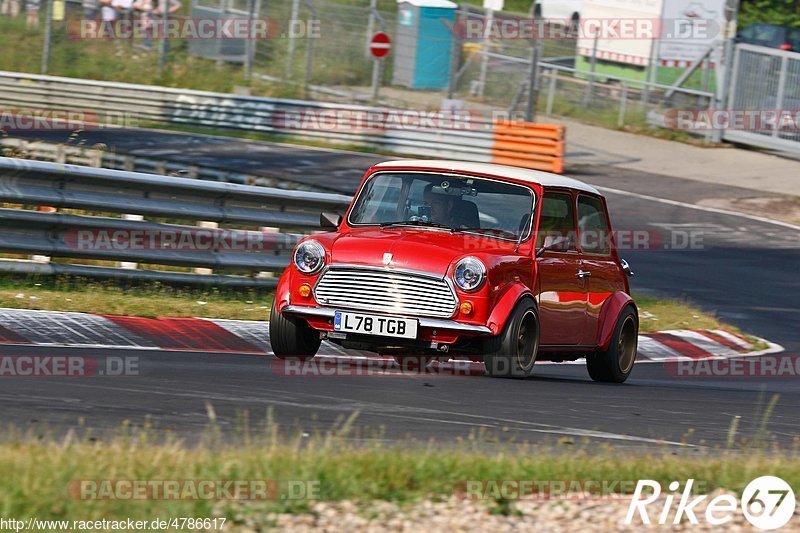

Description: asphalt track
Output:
[1,128,799,448]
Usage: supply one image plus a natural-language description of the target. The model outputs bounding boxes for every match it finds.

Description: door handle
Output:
[577,269,591,278]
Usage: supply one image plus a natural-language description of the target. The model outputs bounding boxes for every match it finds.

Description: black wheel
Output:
[586,306,638,383]
[393,355,432,373]
[269,300,321,360]
[483,299,540,378]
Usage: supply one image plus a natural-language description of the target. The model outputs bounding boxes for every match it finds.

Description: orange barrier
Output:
[491,120,565,174]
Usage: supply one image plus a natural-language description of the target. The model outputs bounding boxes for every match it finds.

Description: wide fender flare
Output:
[486,282,535,336]
[597,291,638,351]
[274,268,293,314]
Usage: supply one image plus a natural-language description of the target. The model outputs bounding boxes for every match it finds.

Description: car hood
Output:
[322,227,517,276]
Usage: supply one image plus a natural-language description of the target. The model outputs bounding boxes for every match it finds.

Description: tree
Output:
[739,0,800,28]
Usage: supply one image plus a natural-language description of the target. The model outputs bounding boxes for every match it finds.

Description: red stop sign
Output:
[369,32,392,59]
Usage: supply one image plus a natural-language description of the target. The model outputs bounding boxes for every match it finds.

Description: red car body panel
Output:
[276,161,636,361]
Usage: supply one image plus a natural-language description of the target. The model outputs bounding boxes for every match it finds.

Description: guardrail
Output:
[0,137,320,191]
[0,70,566,174]
[0,157,352,287]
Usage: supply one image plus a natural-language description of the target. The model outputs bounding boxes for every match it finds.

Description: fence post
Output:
[157,0,170,77]
[364,0,376,57]
[244,0,257,82]
[617,82,627,128]
[285,0,300,78]
[41,0,53,74]
[302,0,316,96]
[582,33,598,108]
[476,8,493,97]
[545,68,556,115]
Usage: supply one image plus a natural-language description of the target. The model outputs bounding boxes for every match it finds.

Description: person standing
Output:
[25,0,39,29]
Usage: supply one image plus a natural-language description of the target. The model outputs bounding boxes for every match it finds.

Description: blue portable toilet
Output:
[392,0,458,90]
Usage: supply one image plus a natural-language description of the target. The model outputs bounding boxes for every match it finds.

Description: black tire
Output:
[483,299,540,378]
[269,300,321,360]
[587,306,638,383]
[393,355,432,373]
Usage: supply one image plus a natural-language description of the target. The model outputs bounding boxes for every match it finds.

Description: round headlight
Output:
[293,240,325,274]
[453,257,486,292]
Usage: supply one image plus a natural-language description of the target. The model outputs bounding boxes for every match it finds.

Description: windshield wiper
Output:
[452,227,518,239]
[379,220,452,229]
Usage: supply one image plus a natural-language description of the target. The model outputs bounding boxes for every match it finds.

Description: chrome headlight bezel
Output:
[453,256,486,292]
[293,239,326,275]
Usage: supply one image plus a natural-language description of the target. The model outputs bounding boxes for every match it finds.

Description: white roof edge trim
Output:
[372,159,600,195]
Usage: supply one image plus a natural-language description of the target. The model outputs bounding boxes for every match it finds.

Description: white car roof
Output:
[372,160,600,195]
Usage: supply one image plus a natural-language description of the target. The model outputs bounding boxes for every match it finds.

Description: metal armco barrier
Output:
[0,70,566,174]
[0,157,352,286]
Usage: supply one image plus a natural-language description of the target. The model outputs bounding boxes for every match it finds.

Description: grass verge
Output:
[1,419,798,522]
[0,278,273,320]
[0,277,764,341]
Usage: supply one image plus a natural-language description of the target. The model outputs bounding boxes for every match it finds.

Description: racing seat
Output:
[451,199,480,229]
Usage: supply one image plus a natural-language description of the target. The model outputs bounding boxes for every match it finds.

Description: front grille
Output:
[314,266,458,318]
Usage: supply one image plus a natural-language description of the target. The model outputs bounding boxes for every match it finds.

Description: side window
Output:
[537,192,577,250]
[577,195,611,255]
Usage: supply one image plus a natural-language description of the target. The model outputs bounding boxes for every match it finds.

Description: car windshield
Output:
[348,172,536,241]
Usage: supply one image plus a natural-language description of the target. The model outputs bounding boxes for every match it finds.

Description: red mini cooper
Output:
[270,160,638,382]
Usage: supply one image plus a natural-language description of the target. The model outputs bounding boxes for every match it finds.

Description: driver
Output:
[422,183,455,226]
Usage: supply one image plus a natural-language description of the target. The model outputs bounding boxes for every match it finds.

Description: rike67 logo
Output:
[625,476,796,530]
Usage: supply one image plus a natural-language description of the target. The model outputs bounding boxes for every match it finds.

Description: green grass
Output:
[0,277,273,320]
[0,278,764,344]
[1,416,798,522]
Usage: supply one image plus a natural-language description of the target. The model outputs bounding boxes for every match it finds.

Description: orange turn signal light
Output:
[460,301,473,315]
[298,284,311,298]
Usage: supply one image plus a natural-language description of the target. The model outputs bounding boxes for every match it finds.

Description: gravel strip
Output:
[225,491,798,531]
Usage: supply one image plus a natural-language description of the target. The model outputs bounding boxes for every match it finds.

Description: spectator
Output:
[82,0,99,19]
[132,0,153,49]
[99,0,116,21]
[25,0,38,29]
[153,0,180,16]
[1,0,21,18]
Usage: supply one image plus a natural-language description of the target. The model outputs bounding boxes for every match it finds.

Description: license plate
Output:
[333,311,418,339]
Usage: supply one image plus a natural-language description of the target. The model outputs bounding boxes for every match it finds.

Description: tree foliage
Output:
[739,0,800,28]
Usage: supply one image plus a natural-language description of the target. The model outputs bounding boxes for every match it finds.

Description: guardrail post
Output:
[257,226,279,278]
[118,214,145,270]
[30,206,57,263]
[55,144,66,164]
[193,221,218,275]
[89,147,104,168]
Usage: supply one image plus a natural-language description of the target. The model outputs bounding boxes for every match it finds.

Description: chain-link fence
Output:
[7,0,800,152]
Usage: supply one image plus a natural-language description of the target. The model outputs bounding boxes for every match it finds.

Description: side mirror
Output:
[320,212,343,229]
[620,258,634,277]
[535,234,571,258]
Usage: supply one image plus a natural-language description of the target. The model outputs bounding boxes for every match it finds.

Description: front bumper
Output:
[281,305,492,335]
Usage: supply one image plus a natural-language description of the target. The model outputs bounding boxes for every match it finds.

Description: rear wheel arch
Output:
[597,292,637,350]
